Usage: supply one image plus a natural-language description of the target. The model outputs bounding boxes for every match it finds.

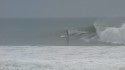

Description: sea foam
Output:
[94,18,125,44]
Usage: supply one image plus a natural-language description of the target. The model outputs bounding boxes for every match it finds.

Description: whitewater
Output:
[0,46,125,70]
[94,17,125,45]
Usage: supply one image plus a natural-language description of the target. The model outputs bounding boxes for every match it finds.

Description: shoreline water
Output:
[0,46,125,70]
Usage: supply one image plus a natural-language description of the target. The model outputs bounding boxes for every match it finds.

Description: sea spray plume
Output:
[101,23,125,44]
[94,18,125,44]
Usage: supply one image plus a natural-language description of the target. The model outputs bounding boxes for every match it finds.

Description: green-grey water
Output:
[0,17,124,46]
[0,18,97,46]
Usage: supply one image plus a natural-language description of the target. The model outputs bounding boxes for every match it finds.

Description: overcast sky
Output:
[0,0,125,18]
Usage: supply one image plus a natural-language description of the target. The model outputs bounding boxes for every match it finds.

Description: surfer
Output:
[60,29,88,46]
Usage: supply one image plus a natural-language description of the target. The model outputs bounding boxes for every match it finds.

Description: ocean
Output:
[1,18,125,70]
[0,17,125,46]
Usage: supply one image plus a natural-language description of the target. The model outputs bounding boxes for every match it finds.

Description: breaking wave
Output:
[1,18,125,46]
[94,17,125,45]
[60,18,125,45]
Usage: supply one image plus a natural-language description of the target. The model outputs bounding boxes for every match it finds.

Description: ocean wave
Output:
[94,18,125,44]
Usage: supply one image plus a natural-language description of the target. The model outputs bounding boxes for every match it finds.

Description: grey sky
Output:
[0,0,125,18]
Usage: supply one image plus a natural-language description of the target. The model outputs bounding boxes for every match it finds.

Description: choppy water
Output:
[0,17,125,46]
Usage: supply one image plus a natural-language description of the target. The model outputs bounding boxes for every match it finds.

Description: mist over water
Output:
[0,17,125,46]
